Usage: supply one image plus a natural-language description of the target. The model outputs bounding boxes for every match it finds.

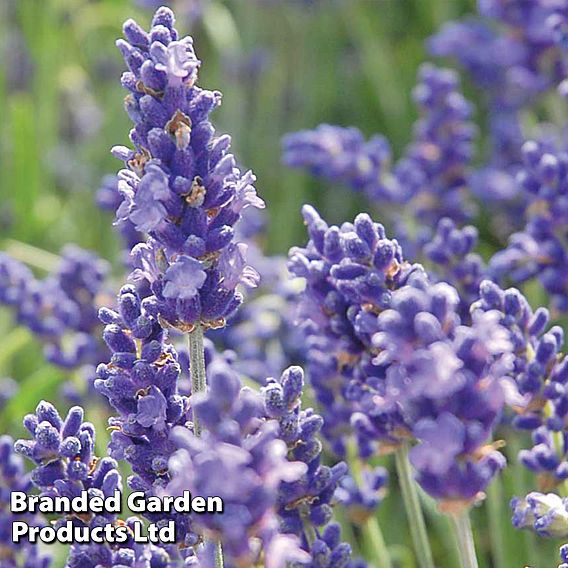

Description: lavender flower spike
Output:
[374,280,514,508]
[14,401,174,567]
[167,359,309,567]
[95,284,195,550]
[114,7,263,331]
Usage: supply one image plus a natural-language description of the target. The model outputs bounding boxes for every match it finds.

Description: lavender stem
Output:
[394,445,436,568]
[347,441,393,568]
[451,512,479,568]
[188,325,225,568]
[188,325,207,437]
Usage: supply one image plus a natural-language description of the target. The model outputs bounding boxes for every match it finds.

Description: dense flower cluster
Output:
[10,2,568,567]
[373,278,513,506]
[289,205,515,506]
[288,205,425,457]
[113,7,263,331]
[94,284,195,549]
[473,280,568,491]
[167,359,308,567]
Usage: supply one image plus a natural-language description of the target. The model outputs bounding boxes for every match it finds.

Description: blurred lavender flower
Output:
[0,435,51,568]
[283,64,476,257]
[335,467,388,524]
[397,63,477,228]
[0,246,110,371]
[374,280,513,507]
[283,125,396,202]
[512,491,568,538]
[0,377,18,411]
[429,0,568,235]
[490,141,568,313]
[113,7,263,332]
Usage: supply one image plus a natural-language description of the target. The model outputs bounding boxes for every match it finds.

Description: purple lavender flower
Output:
[490,141,568,313]
[288,205,425,457]
[113,7,263,332]
[95,284,196,548]
[429,0,568,235]
[423,217,487,318]
[13,402,176,566]
[0,435,51,568]
[397,63,477,227]
[65,538,172,568]
[373,280,513,507]
[473,280,568,490]
[335,467,388,524]
[167,359,309,566]
[283,64,476,236]
[561,540,568,568]
[14,402,117,509]
[262,366,361,562]
[14,403,121,556]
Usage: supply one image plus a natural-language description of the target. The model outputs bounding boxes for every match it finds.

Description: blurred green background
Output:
[7,2,562,567]
[0,0,476,258]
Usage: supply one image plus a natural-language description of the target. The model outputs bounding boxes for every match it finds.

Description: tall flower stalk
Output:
[188,325,206,437]
[451,512,479,568]
[187,324,224,566]
[394,445,435,568]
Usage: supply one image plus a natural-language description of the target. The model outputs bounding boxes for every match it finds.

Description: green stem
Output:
[361,515,394,568]
[347,442,393,568]
[451,513,479,568]
[485,479,506,568]
[188,325,207,437]
[188,326,224,568]
[508,435,538,568]
[214,541,224,568]
[394,446,436,568]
